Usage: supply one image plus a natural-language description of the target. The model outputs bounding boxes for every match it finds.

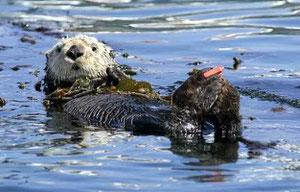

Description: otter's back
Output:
[64,94,172,134]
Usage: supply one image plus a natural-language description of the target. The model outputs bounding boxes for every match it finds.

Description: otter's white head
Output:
[45,35,117,85]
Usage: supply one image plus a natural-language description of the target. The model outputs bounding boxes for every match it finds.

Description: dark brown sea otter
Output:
[44,35,241,142]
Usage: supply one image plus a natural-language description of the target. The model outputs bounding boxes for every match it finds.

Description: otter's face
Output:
[45,35,116,84]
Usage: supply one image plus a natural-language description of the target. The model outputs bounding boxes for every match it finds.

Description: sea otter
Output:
[44,35,242,142]
[44,35,117,94]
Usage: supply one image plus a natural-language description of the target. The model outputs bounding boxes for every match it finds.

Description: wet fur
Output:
[44,35,117,90]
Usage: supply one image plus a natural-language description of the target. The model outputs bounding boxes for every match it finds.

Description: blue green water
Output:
[0,0,300,191]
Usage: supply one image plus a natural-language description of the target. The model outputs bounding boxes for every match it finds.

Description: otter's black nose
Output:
[66,45,83,60]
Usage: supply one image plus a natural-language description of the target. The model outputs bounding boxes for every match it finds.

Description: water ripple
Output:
[0,0,300,191]
[0,0,298,34]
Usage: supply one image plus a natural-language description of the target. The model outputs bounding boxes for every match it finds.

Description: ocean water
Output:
[0,0,300,191]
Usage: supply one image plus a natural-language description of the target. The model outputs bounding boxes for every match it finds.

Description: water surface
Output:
[0,0,300,191]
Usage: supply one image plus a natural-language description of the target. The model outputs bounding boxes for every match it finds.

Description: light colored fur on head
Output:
[45,35,117,84]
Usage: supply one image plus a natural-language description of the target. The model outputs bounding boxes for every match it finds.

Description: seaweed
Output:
[46,73,171,105]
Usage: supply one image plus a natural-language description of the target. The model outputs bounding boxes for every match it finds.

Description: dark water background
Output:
[0,0,300,191]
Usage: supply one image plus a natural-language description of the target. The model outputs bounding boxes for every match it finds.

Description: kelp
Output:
[45,74,171,105]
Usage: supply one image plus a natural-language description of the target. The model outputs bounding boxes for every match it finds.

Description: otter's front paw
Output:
[106,67,120,86]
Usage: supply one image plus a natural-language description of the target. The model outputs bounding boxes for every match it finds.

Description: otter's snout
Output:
[66,45,84,60]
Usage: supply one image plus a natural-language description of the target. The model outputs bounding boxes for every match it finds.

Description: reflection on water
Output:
[0,0,300,191]
[43,109,240,184]
[46,109,239,166]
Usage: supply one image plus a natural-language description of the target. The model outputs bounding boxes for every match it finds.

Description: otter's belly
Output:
[63,94,172,134]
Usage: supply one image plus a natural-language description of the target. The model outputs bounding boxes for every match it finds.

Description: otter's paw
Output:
[106,67,120,86]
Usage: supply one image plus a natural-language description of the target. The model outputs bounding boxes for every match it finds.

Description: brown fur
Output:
[172,70,241,141]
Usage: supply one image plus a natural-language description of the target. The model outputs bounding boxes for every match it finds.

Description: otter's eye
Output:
[57,47,61,53]
[92,47,97,52]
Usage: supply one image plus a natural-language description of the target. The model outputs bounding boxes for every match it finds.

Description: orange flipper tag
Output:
[203,66,224,78]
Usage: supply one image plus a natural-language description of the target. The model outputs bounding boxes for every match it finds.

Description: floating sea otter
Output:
[43,35,242,142]
[44,35,117,93]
